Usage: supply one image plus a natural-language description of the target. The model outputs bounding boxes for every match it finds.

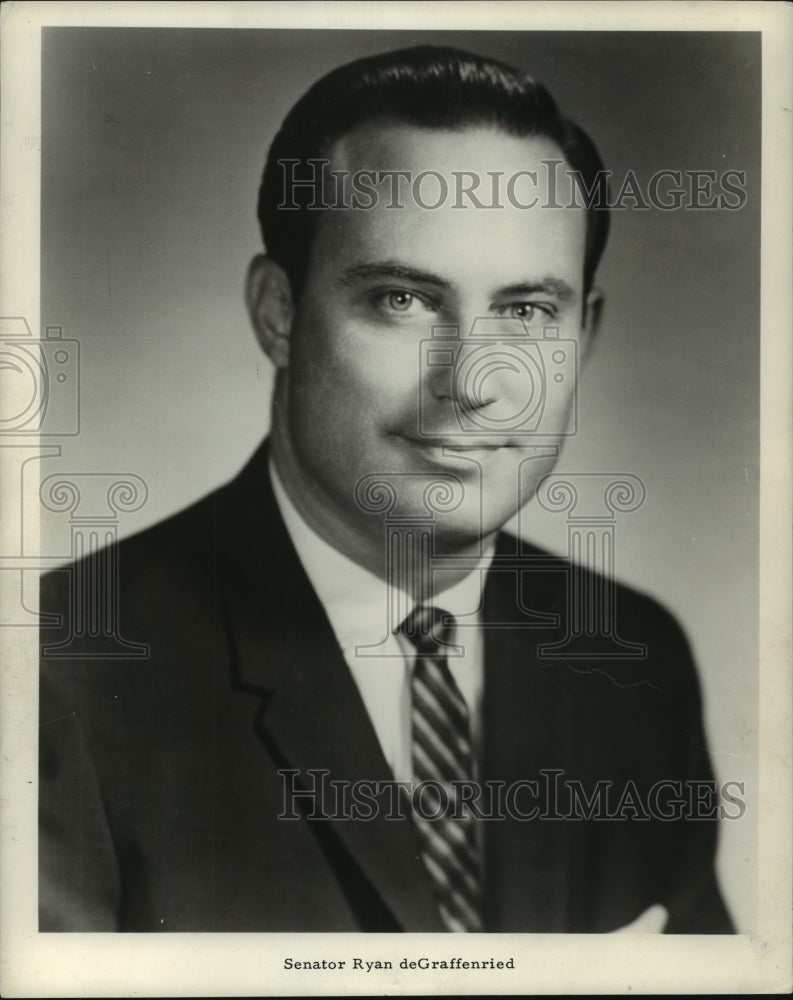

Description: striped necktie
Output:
[401,604,483,932]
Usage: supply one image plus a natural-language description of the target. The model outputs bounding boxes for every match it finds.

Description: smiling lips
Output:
[401,435,518,453]
[429,442,502,451]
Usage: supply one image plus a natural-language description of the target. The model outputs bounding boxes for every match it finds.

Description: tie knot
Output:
[399,605,455,657]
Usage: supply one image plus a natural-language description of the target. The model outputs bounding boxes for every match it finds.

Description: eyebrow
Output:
[497,278,577,302]
[338,262,450,289]
[338,260,576,301]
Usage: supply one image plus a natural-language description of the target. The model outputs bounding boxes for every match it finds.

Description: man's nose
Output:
[423,316,482,409]
[445,316,530,417]
[452,349,498,415]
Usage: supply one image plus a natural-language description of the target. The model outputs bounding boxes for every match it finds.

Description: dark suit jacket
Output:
[39,440,734,932]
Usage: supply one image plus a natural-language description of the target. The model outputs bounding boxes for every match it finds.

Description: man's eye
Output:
[497,302,553,322]
[384,290,417,312]
[373,289,433,316]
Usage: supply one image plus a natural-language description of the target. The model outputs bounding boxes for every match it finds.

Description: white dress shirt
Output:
[269,463,494,783]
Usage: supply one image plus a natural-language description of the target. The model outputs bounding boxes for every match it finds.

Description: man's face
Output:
[272,123,594,551]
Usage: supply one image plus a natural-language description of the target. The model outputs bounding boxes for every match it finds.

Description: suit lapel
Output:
[481,533,578,931]
[256,639,445,930]
[215,442,444,931]
[213,445,583,931]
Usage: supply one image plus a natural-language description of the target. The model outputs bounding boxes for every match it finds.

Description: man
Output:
[39,46,734,933]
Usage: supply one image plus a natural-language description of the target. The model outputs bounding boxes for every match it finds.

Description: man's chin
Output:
[350,465,528,543]
[428,506,514,554]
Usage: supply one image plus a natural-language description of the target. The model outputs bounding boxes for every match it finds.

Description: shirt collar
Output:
[269,461,494,655]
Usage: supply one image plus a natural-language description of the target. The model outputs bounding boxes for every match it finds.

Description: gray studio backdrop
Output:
[40,28,759,930]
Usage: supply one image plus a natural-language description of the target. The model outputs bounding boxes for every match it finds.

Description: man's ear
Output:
[581,287,604,358]
[245,254,294,370]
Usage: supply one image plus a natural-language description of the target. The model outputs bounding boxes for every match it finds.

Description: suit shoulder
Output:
[497,530,689,628]
[494,531,698,692]
[40,485,219,602]
[40,441,271,598]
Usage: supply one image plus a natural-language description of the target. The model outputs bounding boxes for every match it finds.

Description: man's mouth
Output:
[397,435,519,460]
[402,435,515,450]
[428,442,501,452]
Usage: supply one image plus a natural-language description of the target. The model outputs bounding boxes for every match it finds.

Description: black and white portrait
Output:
[1,4,790,996]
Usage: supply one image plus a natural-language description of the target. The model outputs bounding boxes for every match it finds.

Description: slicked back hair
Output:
[258,46,609,298]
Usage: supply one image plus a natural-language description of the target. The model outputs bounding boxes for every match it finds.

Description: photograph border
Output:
[1,2,791,995]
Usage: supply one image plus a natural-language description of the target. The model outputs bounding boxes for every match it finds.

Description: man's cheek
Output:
[347,360,415,410]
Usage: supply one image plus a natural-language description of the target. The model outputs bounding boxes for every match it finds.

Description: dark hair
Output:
[258,45,609,297]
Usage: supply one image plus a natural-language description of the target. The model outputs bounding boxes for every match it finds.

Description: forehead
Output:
[331,120,566,177]
[310,122,588,289]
